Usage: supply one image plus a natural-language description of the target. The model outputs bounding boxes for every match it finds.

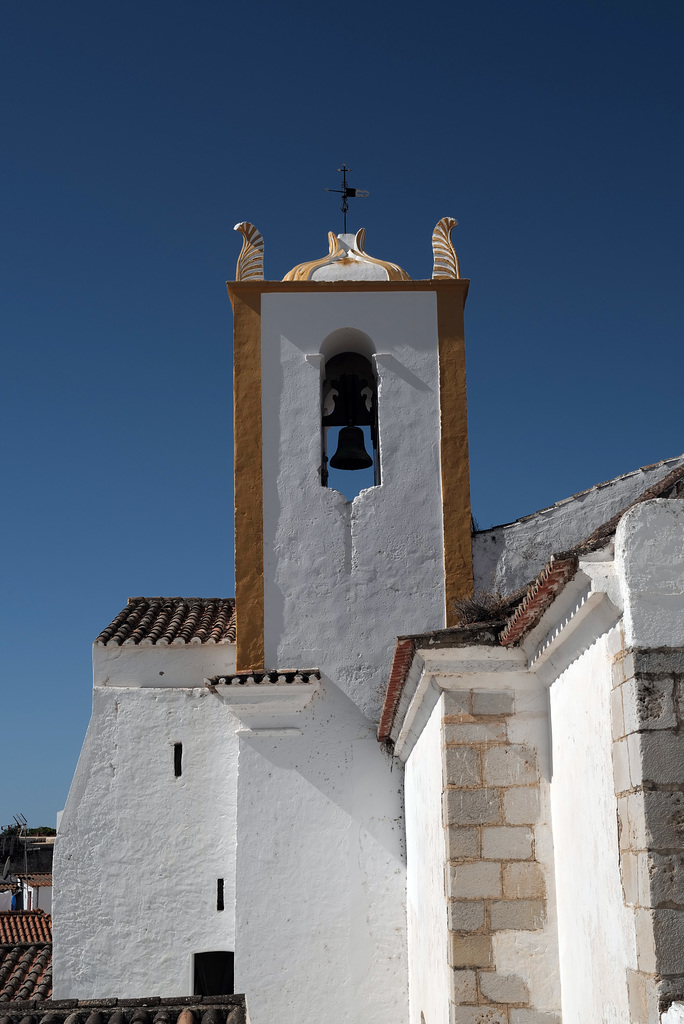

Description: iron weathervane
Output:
[325,165,369,233]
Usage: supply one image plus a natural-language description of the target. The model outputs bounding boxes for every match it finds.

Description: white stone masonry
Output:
[442,688,560,1024]
[612,645,684,1024]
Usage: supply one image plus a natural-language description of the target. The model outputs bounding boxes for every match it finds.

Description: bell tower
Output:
[228,219,472,720]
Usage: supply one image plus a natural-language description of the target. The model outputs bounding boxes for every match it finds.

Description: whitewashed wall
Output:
[616,498,684,648]
[405,697,449,1024]
[23,881,52,914]
[93,643,236,688]
[549,625,636,1023]
[260,291,446,723]
[237,289,447,1024]
[54,683,239,998]
[234,680,407,1024]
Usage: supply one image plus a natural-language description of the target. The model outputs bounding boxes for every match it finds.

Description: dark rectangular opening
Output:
[194,951,234,996]
[216,877,224,911]
[174,743,182,777]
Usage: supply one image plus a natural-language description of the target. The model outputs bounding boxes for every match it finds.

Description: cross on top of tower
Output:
[325,164,369,233]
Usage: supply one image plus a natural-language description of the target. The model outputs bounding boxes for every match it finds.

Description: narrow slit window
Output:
[174,743,183,777]
[216,878,224,911]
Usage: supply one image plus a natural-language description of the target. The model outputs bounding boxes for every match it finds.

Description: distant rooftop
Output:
[15,875,52,889]
[0,911,51,948]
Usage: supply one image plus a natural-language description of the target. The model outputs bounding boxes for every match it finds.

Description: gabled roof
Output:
[473,455,684,596]
[96,598,236,647]
[499,460,684,646]
[379,457,684,743]
[489,458,684,647]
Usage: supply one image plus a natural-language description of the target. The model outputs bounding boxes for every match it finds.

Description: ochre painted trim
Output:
[230,287,265,671]
[227,277,472,640]
[227,278,470,303]
[437,286,474,624]
[282,232,345,281]
[282,228,411,282]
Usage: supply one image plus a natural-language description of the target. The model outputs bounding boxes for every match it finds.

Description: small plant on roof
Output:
[452,590,512,626]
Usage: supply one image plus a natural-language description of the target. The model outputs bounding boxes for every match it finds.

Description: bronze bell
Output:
[329,425,373,471]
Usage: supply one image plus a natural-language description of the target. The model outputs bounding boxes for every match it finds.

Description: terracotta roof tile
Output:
[499,558,578,646]
[377,624,505,743]
[0,915,51,947]
[0,996,245,1023]
[96,599,235,647]
[377,640,415,742]
[206,669,320,687]
[0,943,51,1002]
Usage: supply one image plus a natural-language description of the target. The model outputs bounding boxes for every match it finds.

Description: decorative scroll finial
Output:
[432,217,461,279]
[234,222,264,281]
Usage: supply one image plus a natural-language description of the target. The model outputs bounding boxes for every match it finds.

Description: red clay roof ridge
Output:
[377,639,416,743]
[499,557,579,647]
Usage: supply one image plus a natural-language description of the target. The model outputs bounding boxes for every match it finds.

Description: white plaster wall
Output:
[260,291,446,723]
[39,885,52,914]
[474,456,684,596]
[663,1005,684,1024]
[54,684,239,998]
[549,625,636,1024]
[93,643,236,688]
[405,696,448,1024]
[234,679,407,1024]
[25,883,52,915]
[616,499,684,648]
[241,290,443,1024]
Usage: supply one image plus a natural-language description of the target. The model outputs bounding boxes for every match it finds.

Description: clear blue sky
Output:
[2,1,683,825]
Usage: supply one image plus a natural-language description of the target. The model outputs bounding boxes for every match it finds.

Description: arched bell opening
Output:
[321,350,379,498]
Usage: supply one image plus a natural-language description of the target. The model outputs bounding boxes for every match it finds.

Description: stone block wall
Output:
[612,646,684,1023]
[442,689,560,1024]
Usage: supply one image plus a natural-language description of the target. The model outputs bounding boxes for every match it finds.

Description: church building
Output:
[50,219,684,1024]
